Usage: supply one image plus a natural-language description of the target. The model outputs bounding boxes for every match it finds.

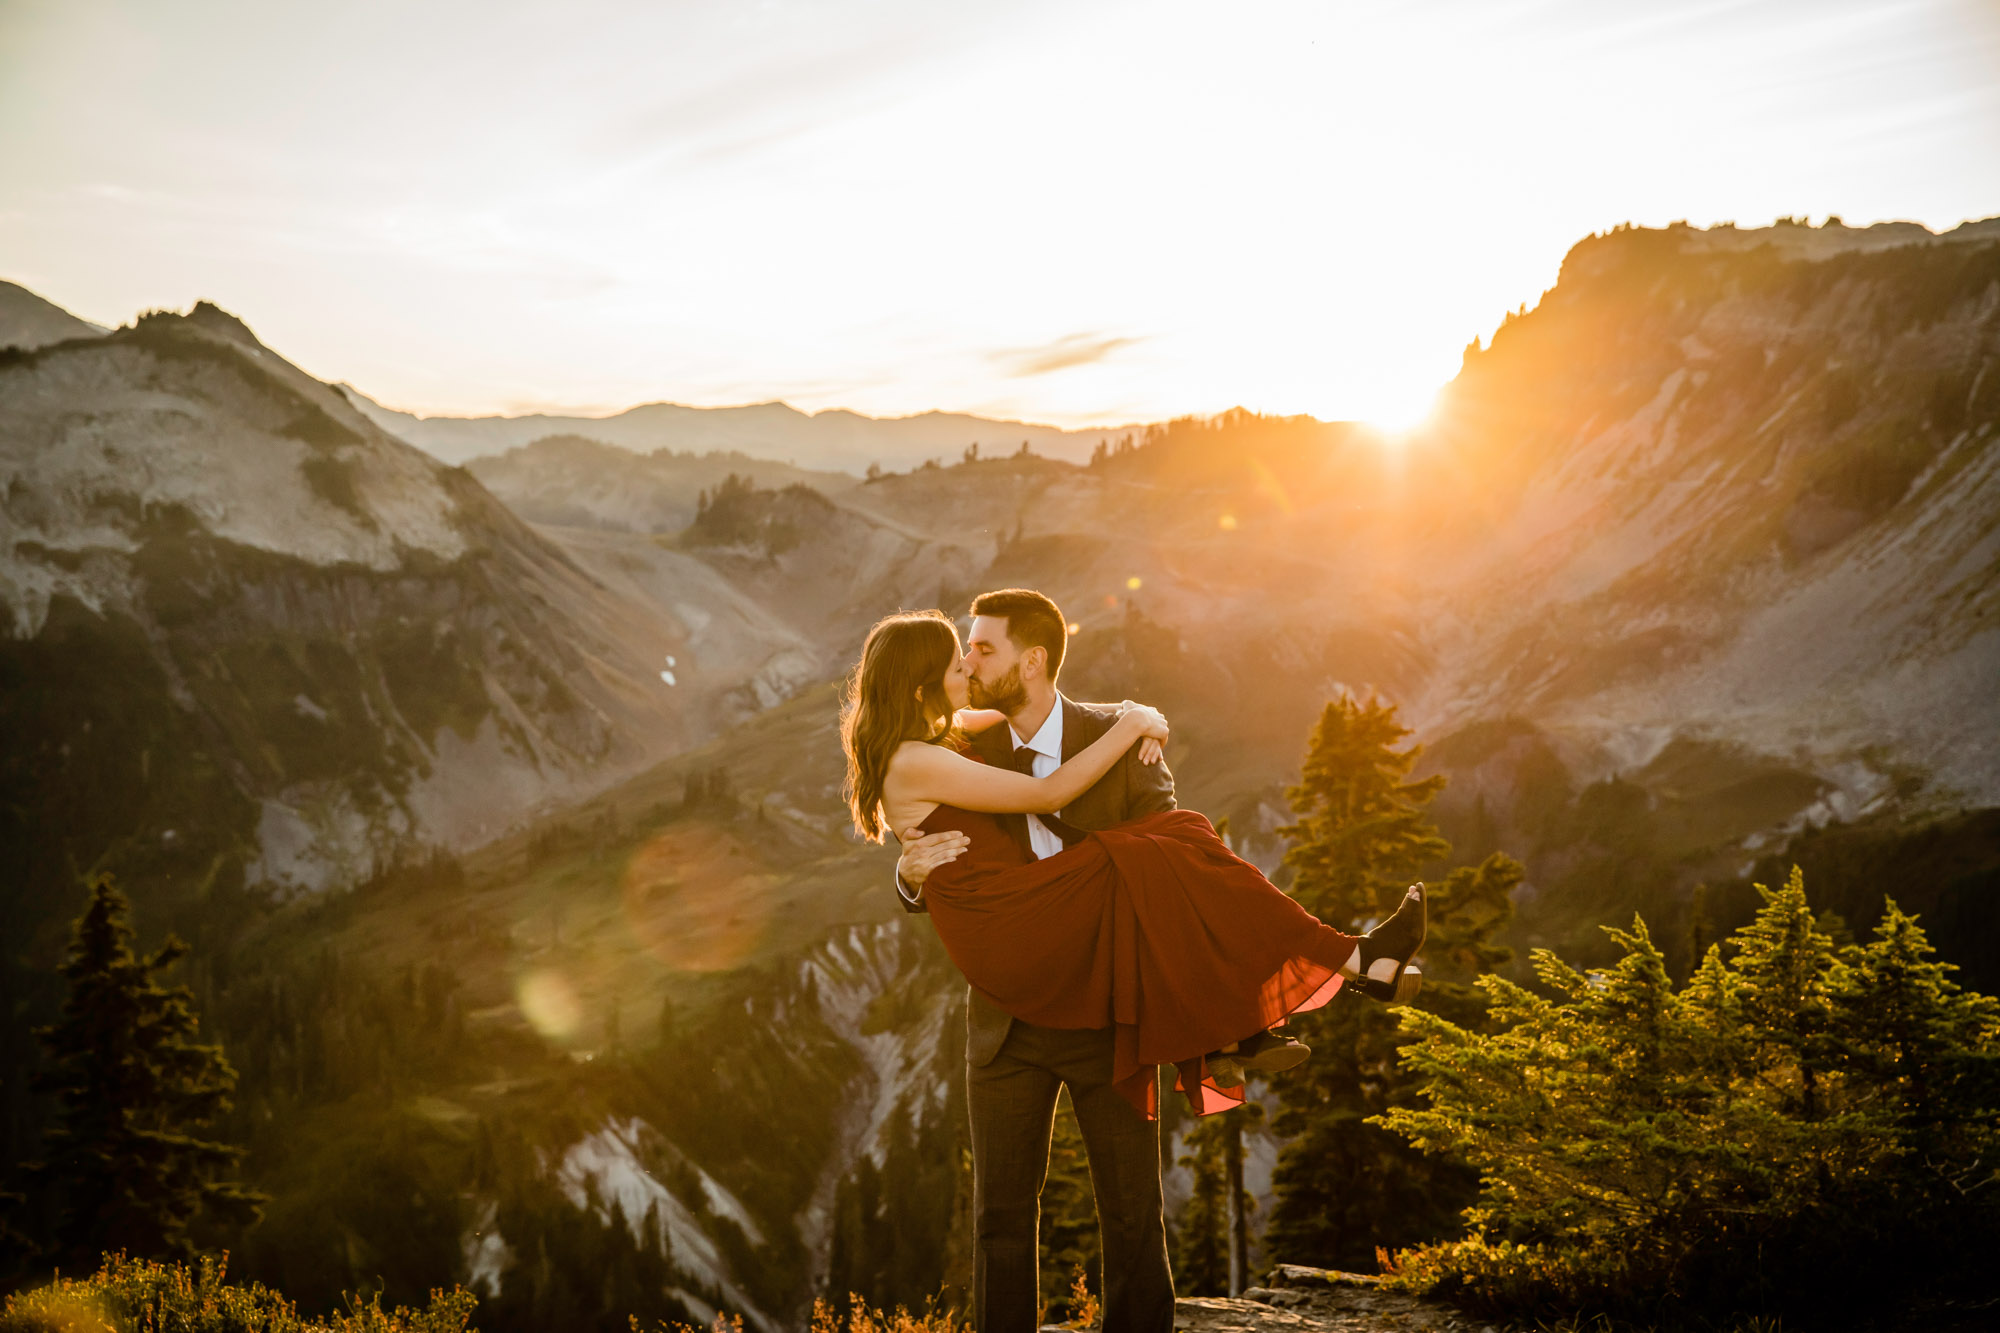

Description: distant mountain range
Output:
[339,383,1139,473]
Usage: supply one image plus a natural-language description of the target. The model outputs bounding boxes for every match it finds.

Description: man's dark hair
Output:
[970,588,1068,680]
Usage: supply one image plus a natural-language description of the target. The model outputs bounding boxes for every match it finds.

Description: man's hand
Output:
[1119,700,1168,765]
[896,827,970,894]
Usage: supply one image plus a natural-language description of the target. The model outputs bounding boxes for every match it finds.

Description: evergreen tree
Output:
[1038,1095,1099,1314]
[1168,1120,1216,1288]
[1830,899,2000,1156]
[26,874,263,1269]
[1172,1102,1262,1295]
[1264,695,1516,1270]
[1729,867,1838,1119]
[1378,875,2000,1323]
[1172,1115,1231,1295]
[1278,694,1448,928]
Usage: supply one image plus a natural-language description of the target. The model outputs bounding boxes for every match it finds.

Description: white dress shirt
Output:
[1010,694,1067,861]
[894,693,1071,908]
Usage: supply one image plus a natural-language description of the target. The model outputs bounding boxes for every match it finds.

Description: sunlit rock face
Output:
[1417,217,2000,804]
[0,304,697,904]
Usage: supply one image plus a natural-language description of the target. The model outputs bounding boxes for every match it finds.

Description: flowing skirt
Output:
[922,809,1357,1117]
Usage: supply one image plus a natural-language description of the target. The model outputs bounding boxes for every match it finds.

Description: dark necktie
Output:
[1006,745,1089,850]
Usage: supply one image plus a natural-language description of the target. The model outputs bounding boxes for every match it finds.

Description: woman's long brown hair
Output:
[841,610,963,842]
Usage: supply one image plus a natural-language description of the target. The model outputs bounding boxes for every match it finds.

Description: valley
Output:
[3,214,1998,1327]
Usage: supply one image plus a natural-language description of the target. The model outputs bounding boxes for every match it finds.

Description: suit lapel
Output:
[970,723,1012,766]
[1058,699,1121,830]
[971,723,1034,859]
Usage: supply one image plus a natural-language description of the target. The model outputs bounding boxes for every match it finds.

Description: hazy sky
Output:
[3,0,1997,427]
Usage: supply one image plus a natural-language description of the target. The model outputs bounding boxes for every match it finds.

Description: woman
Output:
[841,609,1425,1117]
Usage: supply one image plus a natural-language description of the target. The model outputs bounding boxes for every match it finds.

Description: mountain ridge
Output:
[339,383,1143,472]
[0,279,108,353]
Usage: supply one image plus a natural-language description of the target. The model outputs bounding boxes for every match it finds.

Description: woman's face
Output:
[937,632,972,712]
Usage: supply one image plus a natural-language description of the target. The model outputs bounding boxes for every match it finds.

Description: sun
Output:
[1353,375,1442,435]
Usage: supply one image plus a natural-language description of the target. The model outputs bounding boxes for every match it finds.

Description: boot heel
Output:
[1352,884,1427,1007]
[1356,965,1422,1005]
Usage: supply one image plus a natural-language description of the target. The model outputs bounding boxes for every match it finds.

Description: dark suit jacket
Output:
[898,696,1177,1065]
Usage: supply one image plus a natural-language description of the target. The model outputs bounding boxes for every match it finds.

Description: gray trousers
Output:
[967,1020,1175,1333]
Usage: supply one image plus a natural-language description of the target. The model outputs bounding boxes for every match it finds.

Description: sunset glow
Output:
[2,0,1995,428]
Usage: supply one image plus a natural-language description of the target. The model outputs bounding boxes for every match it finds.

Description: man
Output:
[894,587,1177,1333]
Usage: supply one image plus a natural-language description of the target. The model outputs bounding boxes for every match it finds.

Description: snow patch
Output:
[556,1116,775,1332]
[244,793,393,896]
[792,924,955,1282]
[459,1198,511,1298]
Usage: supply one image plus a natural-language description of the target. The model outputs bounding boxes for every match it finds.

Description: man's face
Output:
[964,614,1029,714]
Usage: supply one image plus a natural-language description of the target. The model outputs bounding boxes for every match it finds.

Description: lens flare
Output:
[620,825,773,973]
[1126,576,1143,590]
[1247,458,1294,516]
[517,969,582,1040]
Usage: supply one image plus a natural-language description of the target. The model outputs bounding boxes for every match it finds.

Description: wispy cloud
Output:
[990,332,1143,378]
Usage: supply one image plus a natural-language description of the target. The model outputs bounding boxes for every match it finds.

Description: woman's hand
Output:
[1117,700,1169,764]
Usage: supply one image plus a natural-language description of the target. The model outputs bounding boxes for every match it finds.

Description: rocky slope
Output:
[0,279,106,351]
[0,301,796,921]
[1414,214,2000,804]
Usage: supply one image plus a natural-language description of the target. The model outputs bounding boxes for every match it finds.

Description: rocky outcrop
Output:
[1171,1268,1480,1333]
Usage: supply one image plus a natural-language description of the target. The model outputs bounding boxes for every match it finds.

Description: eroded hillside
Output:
[0,304,775,916]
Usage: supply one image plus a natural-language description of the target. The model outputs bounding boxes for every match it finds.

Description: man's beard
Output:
[968,663,1028,715]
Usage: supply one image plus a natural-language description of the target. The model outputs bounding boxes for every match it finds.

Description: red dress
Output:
[915,801,1359,1119]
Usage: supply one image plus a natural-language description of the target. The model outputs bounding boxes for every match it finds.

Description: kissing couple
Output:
[838,588,1426,1333]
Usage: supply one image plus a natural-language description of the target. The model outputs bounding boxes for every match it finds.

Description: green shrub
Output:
[1377,870,2000,1324]
[1382,1236,1636,1315]
[636,1296,967,1333]
[0,1254,477,1333]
